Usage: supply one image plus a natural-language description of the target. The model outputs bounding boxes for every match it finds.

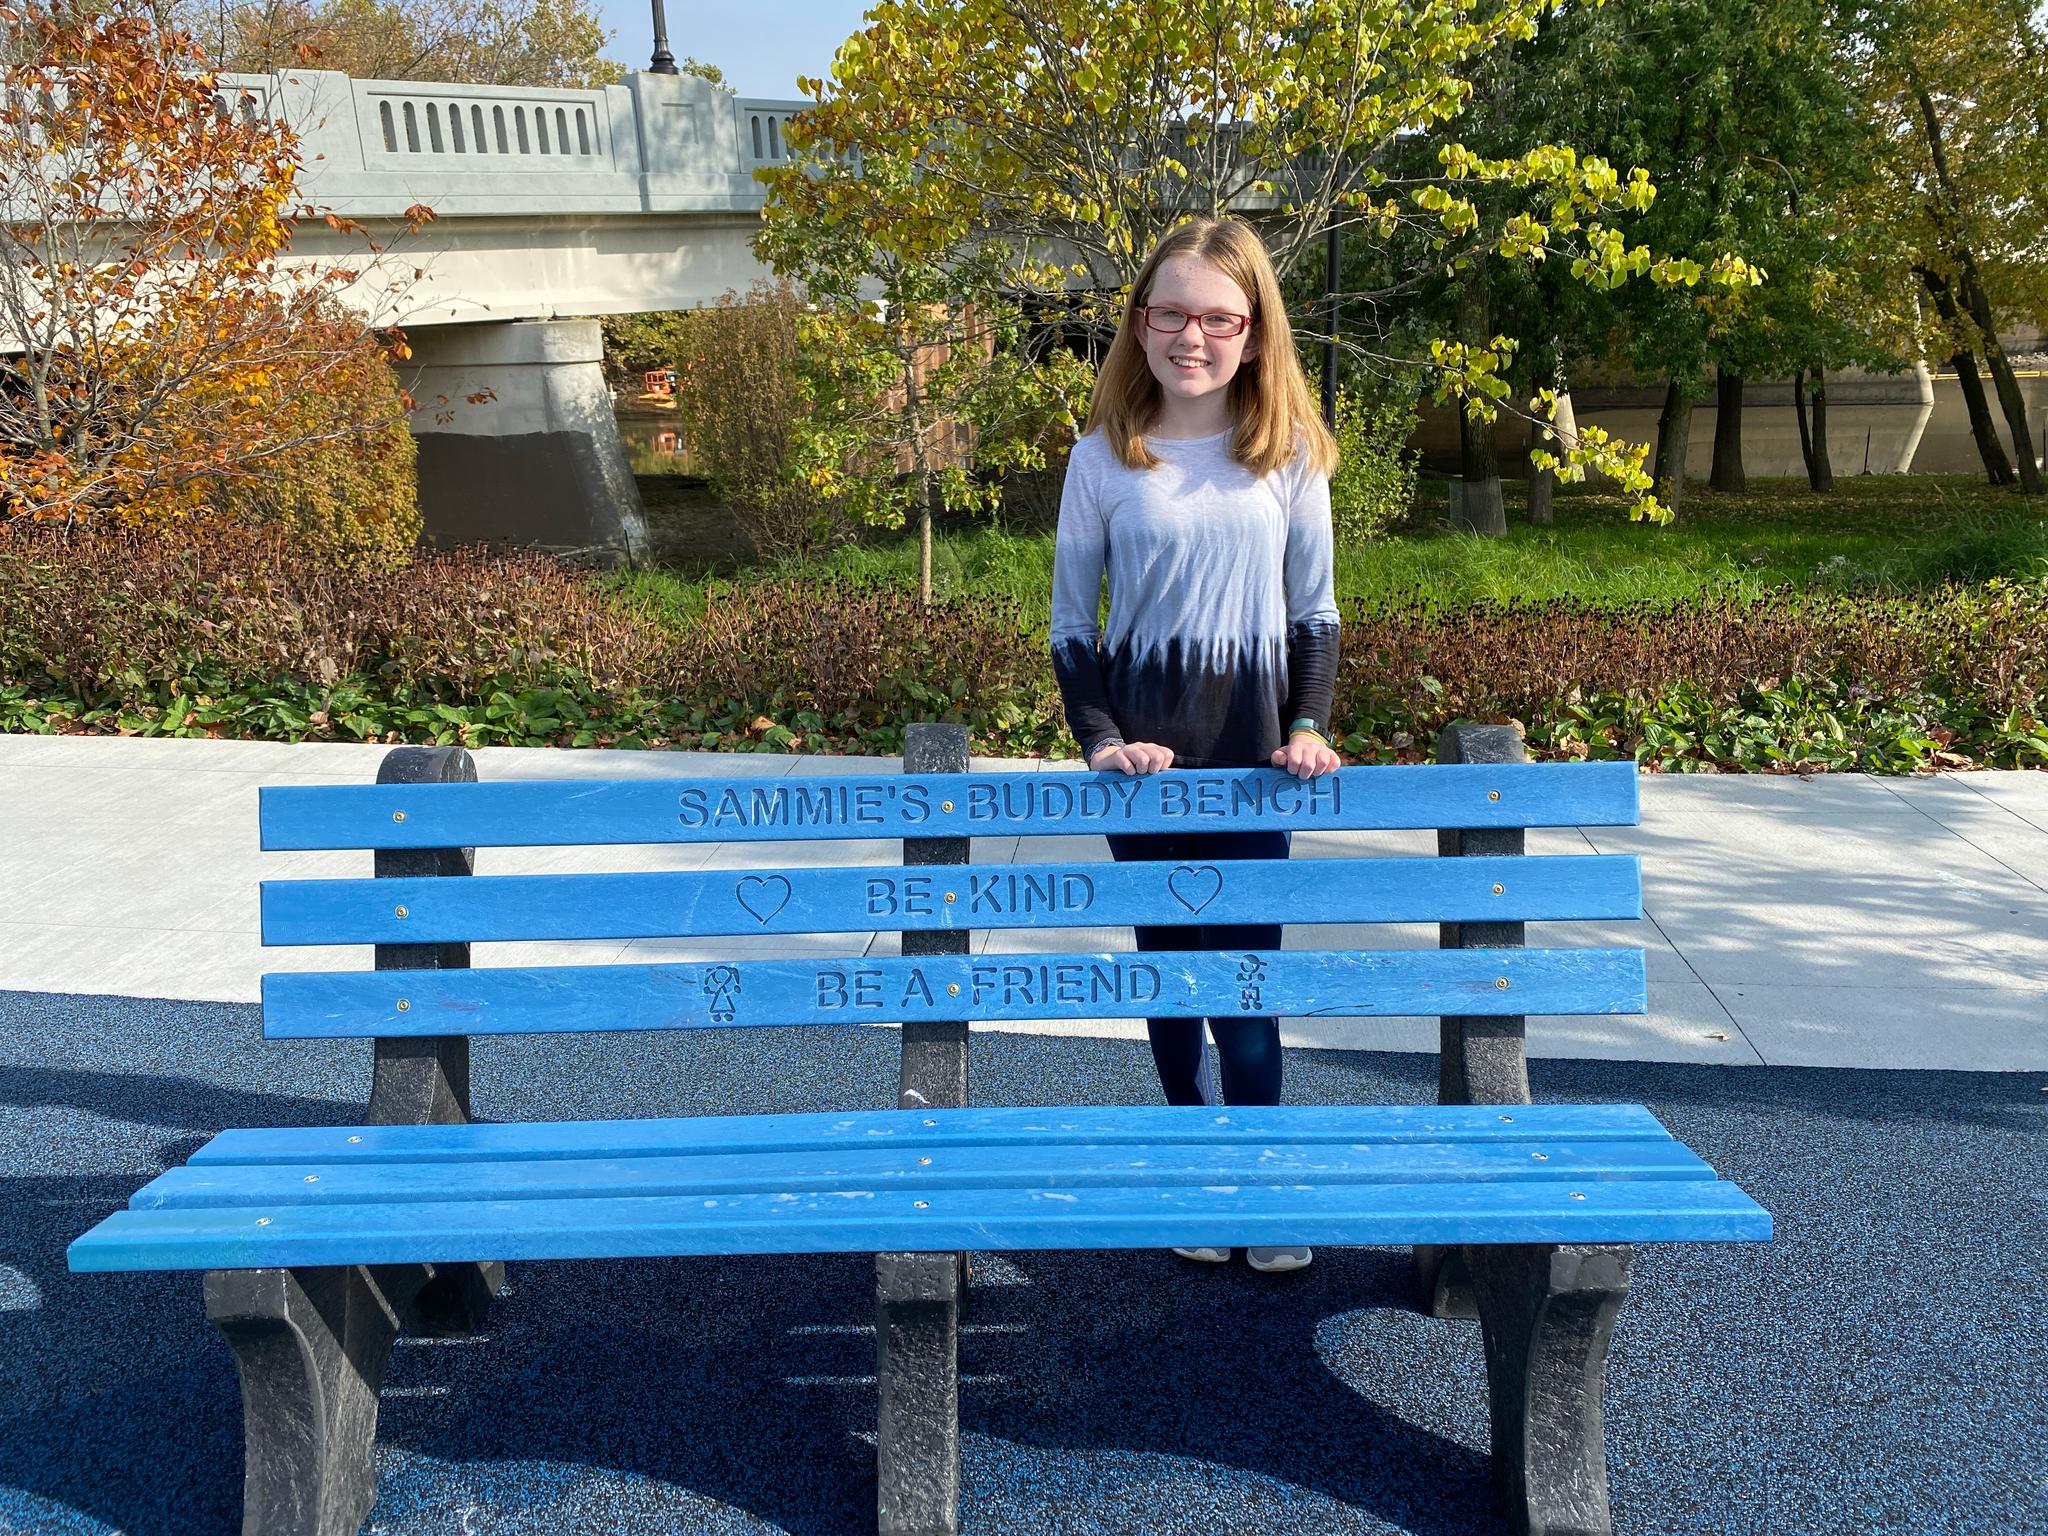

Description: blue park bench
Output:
[68,722,1770,1536]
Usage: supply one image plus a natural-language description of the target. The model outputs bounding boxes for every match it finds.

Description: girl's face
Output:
[1137,255,1260,406]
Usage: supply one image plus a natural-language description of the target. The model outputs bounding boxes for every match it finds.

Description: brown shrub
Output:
[0,521,667,695]
[1336,584,2047,731]
[2,517,2040,761]
[672,278,847,560]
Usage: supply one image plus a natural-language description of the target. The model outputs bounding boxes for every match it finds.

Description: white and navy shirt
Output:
[1049,425,1340,770]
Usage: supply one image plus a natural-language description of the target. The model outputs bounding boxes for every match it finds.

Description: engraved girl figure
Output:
[701,964,742,1025]
[1049,216,1341,1274]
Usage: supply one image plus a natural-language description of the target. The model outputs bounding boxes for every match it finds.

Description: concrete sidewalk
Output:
[2,734,2043,1071]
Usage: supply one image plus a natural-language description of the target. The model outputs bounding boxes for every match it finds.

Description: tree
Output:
[1855,0,2046,493]
[675,55,728,90]
[1738,168,1904,494]
[1495,0,1876,514]
[664,279,842,561]
[181,0,621,87]
[777,0,1764,527]
[0,2,414,537]
[757,145,1092,602]
[600,309,693,391]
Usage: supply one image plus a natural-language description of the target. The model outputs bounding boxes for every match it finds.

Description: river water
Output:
[615,409,700,476]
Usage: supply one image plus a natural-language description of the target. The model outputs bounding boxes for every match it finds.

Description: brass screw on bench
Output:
[395,905,408,918]
[392,810,406,822]
[1493,883,1504,895]
[1488,790,1500,802]
[1496,977,1509,989]
[396,1000,410,1012]
[941,800,954,812]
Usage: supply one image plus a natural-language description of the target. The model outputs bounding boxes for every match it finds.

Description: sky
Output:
[592,2,880,99]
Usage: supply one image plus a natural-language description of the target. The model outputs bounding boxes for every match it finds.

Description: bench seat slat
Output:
[260,855,1642,946]
[134,1139,1720,1211]
[260,948,1648,1039]
[189,1104,1680,1165]
[258,762,1640,851]
[69,1178,1771,1273]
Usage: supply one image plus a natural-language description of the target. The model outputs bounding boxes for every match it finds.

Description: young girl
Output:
[1049,216,1341,1274]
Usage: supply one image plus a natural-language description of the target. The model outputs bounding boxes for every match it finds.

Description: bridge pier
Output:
[401,319,646,564]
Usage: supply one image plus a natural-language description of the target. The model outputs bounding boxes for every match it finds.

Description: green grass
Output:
[604,474,2048,622]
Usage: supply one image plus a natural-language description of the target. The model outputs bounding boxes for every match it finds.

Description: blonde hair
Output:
[1081,217,1339,479]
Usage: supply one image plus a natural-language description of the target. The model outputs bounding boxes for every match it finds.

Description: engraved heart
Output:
[1168,864,1222,914]
[736,875,791,925]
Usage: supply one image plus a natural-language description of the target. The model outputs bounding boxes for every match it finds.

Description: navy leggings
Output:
[1104,827,1292,1107]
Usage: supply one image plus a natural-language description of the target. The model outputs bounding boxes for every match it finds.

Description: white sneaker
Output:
[1171,1246,1231,1264]
[1246,1246,1313,1273]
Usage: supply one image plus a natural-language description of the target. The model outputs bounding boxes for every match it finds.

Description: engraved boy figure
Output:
[1235,952,1267,1013]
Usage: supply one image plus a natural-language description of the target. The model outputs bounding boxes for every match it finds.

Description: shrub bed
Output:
[2,522,2044,772]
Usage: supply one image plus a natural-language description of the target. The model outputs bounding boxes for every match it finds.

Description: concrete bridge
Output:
[224,67,817,557]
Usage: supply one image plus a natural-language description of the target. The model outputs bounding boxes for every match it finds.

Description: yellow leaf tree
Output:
[0,0,417,555]
[772,0,1763,523]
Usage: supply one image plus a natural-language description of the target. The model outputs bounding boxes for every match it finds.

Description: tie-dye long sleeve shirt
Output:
[1049,425,1340,770]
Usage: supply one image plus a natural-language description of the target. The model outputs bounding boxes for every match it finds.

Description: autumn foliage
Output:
[2,517,2043,769]
[0,1,418,561]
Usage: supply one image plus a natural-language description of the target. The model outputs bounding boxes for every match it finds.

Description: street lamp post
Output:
[1320,147,1344,430]
[1322,213,1339,430]
[649,0,679,74]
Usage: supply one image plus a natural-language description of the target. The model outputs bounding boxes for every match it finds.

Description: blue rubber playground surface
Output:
[3,988,2044,1535]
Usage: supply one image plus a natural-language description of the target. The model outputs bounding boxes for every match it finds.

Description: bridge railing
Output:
[357,81,615,167]
[213,69,818,219]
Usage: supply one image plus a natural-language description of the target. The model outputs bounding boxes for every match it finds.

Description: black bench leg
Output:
[203,1265,404,1536]
[875,1251,961,1536]
[1416,1242,1477,1319]
[372,747,503,1342]
[364,1040,505,1337]
[1419,720,1534,1319]
[1467,1243,1632,1536]
[378,1260,502,1338]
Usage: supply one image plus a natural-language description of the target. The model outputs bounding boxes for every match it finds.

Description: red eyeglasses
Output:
[1139,305,1253,338]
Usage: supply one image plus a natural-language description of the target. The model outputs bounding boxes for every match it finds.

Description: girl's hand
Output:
[1271,732,1340,779]
[1090,740,1176,774]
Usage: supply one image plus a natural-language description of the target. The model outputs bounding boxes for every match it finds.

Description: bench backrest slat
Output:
[259,854,1641,946]
[258,762,1639,850]
[261,947,1647,1039]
